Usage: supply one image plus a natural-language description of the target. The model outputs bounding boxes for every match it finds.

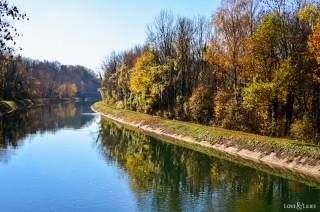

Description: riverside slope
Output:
[92,102,320,179]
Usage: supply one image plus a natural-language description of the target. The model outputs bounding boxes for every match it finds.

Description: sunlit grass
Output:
[93,101,320,160]
[0,100,19,113]
[0,99,37,114]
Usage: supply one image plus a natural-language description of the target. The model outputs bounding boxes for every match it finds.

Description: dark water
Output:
[0,102,319,211]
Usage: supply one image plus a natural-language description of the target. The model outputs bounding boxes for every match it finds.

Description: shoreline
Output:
[91,102,320,180]
[0,98,82,117]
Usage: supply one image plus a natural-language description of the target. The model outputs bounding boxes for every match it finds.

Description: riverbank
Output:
[0,98,81,116]
[92,101,320,178]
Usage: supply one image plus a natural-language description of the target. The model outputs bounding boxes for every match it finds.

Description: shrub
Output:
[290,115,313,142]
[189,86,213,125]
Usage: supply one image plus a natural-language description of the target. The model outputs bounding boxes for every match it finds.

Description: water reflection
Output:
[0,102,96,149]
[97,117,320,211]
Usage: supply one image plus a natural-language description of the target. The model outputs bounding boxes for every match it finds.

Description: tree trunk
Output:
[284,93,294,136]
[271,96,278,136]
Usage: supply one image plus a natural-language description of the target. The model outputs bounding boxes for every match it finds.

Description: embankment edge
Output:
[91,104,320,179]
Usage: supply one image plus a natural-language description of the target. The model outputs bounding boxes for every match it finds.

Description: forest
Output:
[0,57,100,100]
[100,0,320,143]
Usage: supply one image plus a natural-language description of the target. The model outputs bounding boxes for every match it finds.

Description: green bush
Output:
[115,101,125,109]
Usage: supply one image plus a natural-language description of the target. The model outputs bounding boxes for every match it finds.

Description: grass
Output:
[0,100,30,114]
[92,101,320,161]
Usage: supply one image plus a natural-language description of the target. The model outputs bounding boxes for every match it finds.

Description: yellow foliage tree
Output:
[299,4,320,82]
[130,46,155,97]
[67,83,78,97]
[57,83,77,98]
[308,25,320,82]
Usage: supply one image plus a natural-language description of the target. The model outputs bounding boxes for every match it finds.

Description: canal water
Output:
[0,102,319,211]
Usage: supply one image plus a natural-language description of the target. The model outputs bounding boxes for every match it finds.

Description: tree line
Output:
[100,0,320,143]
[0,56,99,100]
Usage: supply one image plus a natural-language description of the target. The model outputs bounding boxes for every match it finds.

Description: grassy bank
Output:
[92,101,320,177]
[0,98,81,116]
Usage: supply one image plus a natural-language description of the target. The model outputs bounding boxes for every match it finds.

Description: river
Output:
[0,102,319,211]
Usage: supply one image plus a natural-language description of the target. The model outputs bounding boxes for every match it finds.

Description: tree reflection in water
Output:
[0,102,97,149]
[97,117,320,211]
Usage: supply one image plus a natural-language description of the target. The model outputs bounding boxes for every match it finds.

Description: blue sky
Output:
[13,0,219,71]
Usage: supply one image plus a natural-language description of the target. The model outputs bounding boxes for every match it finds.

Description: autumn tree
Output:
[299,3,320,141]
[146,10,177,113]
[205,0,255,105]
[0,0,27,100]
[147,10,176,61]
[99,0,320,143]
[129,46,158,113]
